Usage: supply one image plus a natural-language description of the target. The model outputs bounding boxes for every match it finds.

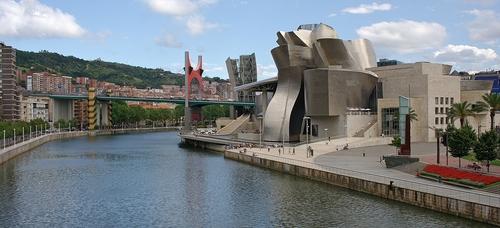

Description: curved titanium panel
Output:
[261,23,379,142]
[345,39,377,70]
[314,38,359,70]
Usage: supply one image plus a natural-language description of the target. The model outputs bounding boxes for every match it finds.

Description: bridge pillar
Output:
[191,106,202,125]
[50,98,74,124]
[98,90,113,128]
[88,88,97,130]
[99,101,111,128]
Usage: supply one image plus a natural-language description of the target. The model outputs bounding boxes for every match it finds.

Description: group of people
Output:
[335,143,349,151]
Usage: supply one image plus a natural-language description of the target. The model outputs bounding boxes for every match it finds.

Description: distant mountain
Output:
[16,50,227,89]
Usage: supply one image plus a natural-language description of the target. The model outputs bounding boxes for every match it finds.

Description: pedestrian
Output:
[267,147,270,152]
[292,147,295,155]
[278,148,281,155]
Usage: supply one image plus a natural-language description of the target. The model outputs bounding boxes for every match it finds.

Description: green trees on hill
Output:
[16,50,228,89]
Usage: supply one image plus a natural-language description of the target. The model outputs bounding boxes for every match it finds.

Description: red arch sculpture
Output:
[185,52,204,98]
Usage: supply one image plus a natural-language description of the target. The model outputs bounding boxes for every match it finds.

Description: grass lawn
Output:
[463,152,500,166]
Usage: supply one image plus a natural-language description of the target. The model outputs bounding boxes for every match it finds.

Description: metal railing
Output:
[243,150,500,208]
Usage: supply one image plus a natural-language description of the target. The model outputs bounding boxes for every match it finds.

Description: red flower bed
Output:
[423,164,500,185]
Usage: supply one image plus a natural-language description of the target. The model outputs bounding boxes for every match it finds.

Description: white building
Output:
[20,96,50,122]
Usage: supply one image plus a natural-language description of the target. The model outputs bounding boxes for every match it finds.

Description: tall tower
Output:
[0,43,20,120]
[184,51,204,130]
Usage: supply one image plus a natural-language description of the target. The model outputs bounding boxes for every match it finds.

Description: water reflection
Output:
[0,132,493,227]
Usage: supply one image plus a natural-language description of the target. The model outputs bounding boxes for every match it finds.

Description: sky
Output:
[0,0,499,79]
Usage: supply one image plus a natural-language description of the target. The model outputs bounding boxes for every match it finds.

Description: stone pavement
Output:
[234,138,500,208]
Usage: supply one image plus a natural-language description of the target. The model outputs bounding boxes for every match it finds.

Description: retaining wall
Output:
[224,151,499,226]
[0,127,178,165]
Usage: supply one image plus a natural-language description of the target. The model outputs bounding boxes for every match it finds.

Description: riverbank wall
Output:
[224,150,500,226]
[0,127,178,165]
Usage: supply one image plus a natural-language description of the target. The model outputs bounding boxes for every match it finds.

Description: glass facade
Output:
[382,108,399,136]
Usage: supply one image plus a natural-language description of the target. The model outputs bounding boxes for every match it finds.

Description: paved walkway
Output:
[231,138,500,208]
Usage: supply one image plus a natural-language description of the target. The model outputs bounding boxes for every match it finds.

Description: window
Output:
[435,107,439,114]
[446,107,449,114]
[435,97,439,105]
[440,117,444,124]
[440,107,444,114]
[445,97,449,104]
[382,108,400,136]
[450,97,454,104]
[446,117,449,124]
[440,97,444,104]
[435,117,439,124]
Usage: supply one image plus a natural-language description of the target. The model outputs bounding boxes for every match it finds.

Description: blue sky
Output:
[0,0,499,79]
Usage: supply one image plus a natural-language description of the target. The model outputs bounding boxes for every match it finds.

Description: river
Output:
[0,132,492,227]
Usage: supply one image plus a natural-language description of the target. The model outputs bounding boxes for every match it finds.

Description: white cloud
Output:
[357,20,446,53]
[186,16,218,35]
[342,2,391,14]
[0,0,85,38]
[146,0,218,35]
[257,64,277,79]
[466,9,500,43]
[146,0,198,17]
[433,44,498,71]
[155,33,182,48]
[328,13,337,17]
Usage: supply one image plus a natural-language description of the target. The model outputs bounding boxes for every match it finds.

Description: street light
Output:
[324,128,329,144]
[13,128,16,145]
[3,130,5,150]
[303,116,311,147]
[257,115,263,149]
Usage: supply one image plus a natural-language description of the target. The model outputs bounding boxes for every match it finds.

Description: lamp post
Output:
[35,125,38,138]
[257,116,263,149]
[22,127,25,142]
[3,130,5,150]
[13,129,16,145]
[29,126,32,140]
[324,128,329,144]
[303,116,311,147]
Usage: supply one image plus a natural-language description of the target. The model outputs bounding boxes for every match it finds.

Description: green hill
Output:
[16,50,227,89]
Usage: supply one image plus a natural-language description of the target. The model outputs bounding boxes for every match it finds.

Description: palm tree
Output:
[408,107,418,122]
[471,102,488,134]
[477,93,500,131]
[447,101,474,128]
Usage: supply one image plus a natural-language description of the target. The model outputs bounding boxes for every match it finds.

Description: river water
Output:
[0,132,492,227]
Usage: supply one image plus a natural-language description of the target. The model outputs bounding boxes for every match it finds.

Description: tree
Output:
[174,105,185,124]
[478,93,500,130]
[448,124,477,168]
[471,102,488,134]
[447,102,474,127]
[389,135,401,153]
[474,131,499,172]
[408,107,418,122]
[202,105,230,122]
[54,119,68,129]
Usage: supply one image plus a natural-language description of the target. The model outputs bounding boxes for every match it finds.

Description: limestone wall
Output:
[224,151,499,226]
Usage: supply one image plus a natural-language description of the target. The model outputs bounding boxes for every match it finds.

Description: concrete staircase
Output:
[353,120,377,137]
[216,114,250,135]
